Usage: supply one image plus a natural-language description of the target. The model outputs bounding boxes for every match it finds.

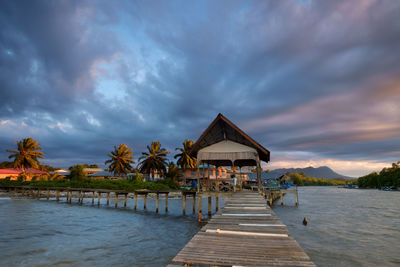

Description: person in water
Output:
[198,209,203,222]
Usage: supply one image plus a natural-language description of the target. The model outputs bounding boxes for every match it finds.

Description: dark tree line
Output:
[357,162,400,188]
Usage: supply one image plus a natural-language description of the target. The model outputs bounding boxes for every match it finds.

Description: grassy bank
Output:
[0,178,179,191]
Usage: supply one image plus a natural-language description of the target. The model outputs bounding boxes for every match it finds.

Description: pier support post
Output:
[208,196,212,217]
[216,196,219,212]
[144,194,147,209]
[56,190,60,201]
[183,194,186,215]
[124,194,128,208]
[97,192,101,205]
[197,195,202,214]
[107,192,110,206]
[92,191,95,204]
[115,193,118,208]
[165,193,168,212]
[156,193,159,213]
[22,188,25,196]
[46,189,50,200]
[134,193,137,211]
[69,191,72,203]
[192,195,196,214]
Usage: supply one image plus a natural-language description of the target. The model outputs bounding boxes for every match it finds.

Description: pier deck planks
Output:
[172,191,315,266]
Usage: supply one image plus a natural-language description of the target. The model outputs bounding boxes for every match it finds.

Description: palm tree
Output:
[174,139,197,169]
[166,162,183,182]
[174,139,197,185]
[138,141,169,180]
[7,137,44,176]
[105,144,135,176]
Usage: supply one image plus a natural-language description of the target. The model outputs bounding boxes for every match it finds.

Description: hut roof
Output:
[190,113,270,163]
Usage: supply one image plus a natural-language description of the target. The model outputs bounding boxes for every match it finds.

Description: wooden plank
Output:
[172,191,315,267]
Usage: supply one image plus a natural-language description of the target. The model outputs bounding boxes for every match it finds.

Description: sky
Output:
[0,0,399,177]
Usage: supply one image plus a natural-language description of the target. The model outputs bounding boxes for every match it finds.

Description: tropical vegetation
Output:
[357,162,400,188]
[105,144,135,176]
[138,141,169,180]
[174,139,196,169]
[68,164,88,180]
[0,178,178,191]
[165,162,183,182]
[287,172,349,186]
[6,137,44,179]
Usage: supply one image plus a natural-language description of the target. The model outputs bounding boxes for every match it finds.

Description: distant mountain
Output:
[248,166,355,180]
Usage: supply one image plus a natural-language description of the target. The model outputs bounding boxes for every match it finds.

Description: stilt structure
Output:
[190,113,270,192]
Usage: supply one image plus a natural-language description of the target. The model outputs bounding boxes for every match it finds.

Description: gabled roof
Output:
[190,113,270,162]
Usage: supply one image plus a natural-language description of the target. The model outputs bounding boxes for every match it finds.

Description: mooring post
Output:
[183,194,186,215]
[208,196,212,217]
[143,193,147,209]
[295,189,299,206]
[134,193,137,211]
[192,194,196,214]
[56,190,60,201]
[107,192,110,206]
[97,192,101,205]
[115,193,118,208]
[69,191,72,203]
[124,194,127,208]
[37,189,41,199]
[216,196,219,212]
[165,193,168,212]
[92,191,95,204]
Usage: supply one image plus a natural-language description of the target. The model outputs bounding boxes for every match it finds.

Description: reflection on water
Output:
[273,187,400,267]
[0,196,221,266]
[1,188,399,266]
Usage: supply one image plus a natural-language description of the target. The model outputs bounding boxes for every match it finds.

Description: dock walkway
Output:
[172,191,315,266]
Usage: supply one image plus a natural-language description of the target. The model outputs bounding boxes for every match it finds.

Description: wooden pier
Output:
[171,191,315,266]
[0,186,227,216]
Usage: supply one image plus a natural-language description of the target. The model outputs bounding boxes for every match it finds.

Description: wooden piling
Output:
[134,193,137,211]
[295,190,299,206]
[97,192,101,205]
[91,191,95,204]
[124,194,128,208]
[144,194,147,209]
[216,196,219,212]
[56,190,60,201]
[183,194,187,215]
[208,196,212,217]
[280,192,283,206]
[47,189,50,200]
[165,193,168,212]
[192,195,196,214]
[107,192,110,206]
[156,193,159,213]
[198,195,202,214]
[69,191,72,203]
[115,193,118,208]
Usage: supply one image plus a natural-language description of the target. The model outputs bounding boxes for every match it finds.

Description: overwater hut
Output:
[190,113,270,191]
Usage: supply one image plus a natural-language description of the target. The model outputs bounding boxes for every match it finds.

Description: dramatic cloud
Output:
[1,0,399,176]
